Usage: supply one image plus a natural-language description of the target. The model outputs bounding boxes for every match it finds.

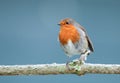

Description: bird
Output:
[58,18,94,64]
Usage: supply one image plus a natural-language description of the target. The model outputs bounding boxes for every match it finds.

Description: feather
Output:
[76,22,94,52]
[86,35,94,52]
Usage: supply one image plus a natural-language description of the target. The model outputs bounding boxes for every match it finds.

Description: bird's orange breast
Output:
[59,25,80,45]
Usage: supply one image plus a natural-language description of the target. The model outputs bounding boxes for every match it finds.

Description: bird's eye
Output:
[66,22,69,24]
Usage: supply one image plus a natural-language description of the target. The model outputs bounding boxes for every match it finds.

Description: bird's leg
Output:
[79,50,91,64]
[66,57,73,70]
[79,54,86,64]
[66,61,70,70]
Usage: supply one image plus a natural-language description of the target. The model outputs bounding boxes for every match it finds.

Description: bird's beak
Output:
[57,23,60,26]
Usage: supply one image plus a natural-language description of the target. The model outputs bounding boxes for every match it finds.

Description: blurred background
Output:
[0,0,120,83]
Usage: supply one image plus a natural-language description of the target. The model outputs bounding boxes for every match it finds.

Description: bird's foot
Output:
[66,59,84,71]
[66,61,72,70]
[66,61,79,70]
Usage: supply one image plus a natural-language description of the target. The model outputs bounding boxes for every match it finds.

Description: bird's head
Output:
[58,18,75,27]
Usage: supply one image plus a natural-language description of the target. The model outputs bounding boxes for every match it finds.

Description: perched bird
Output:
[58,18,94,63]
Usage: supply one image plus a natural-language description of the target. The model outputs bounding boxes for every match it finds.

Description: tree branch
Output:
[0,62,120,76]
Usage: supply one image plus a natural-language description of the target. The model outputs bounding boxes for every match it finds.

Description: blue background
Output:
[0,0,120,83]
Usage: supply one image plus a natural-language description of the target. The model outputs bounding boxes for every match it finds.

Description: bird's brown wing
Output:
[79,25,94,52]
[86,35,94,52]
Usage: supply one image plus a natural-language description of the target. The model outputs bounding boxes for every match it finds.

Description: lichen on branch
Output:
[0,61,120,76]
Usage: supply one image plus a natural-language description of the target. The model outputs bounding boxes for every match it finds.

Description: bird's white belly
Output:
[61,38,88,57]
[61,40,81,57]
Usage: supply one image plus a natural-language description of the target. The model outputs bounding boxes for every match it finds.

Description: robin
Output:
[58,18,94,64]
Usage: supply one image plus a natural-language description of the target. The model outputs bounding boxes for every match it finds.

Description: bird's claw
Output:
[66,62,72,70]
[66,59,84,71]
